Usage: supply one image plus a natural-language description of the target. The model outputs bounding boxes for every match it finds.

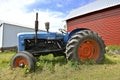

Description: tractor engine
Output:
[24,39,64,52]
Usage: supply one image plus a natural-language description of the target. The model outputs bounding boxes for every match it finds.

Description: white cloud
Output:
[0,0,66,32]
[56,3,63,8]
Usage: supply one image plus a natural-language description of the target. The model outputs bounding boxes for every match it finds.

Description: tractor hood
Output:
[18,32,64,40]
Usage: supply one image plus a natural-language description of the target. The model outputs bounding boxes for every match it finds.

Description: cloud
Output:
[56,3,63,8]
[0,0,66,32]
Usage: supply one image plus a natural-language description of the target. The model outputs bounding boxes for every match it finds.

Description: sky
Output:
[0,0,95,32]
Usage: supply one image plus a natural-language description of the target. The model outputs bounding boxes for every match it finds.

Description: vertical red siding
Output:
[67,6,120,46]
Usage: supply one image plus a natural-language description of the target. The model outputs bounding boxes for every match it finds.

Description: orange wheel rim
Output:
[78,39,100,61]
[14,57,28,68]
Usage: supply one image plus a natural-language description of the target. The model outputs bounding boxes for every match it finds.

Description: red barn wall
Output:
[67,6,120,46]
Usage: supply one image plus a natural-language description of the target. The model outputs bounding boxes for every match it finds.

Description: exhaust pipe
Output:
[35,12,39,44]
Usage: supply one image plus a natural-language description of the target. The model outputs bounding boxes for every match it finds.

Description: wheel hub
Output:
[78,39,100,61]
[81,42,93,57]
[14,57,28,68]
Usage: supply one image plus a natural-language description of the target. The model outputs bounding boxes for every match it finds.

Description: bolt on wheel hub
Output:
[19,62,25,68]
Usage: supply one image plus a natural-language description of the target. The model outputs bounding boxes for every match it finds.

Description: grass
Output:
[0,51,14,67]
[106,45,120,51]
[0,48,120,80]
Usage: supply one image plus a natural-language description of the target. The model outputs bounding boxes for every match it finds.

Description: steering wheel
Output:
[59,28,67,34]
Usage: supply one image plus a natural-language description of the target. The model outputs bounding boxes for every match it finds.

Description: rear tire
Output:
[65,30,105,63]
[11,53,35,71]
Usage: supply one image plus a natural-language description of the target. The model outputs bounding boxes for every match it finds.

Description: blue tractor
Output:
[11,13,105,70]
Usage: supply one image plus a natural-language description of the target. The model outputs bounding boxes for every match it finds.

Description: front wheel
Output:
[65,30,106,63]
[10,53,35,71]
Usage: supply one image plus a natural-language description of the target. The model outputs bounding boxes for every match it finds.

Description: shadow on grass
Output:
[101,57,116,64]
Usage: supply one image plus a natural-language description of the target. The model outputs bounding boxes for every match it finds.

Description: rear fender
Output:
[68,28,90,40]
[64,28,90,44]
